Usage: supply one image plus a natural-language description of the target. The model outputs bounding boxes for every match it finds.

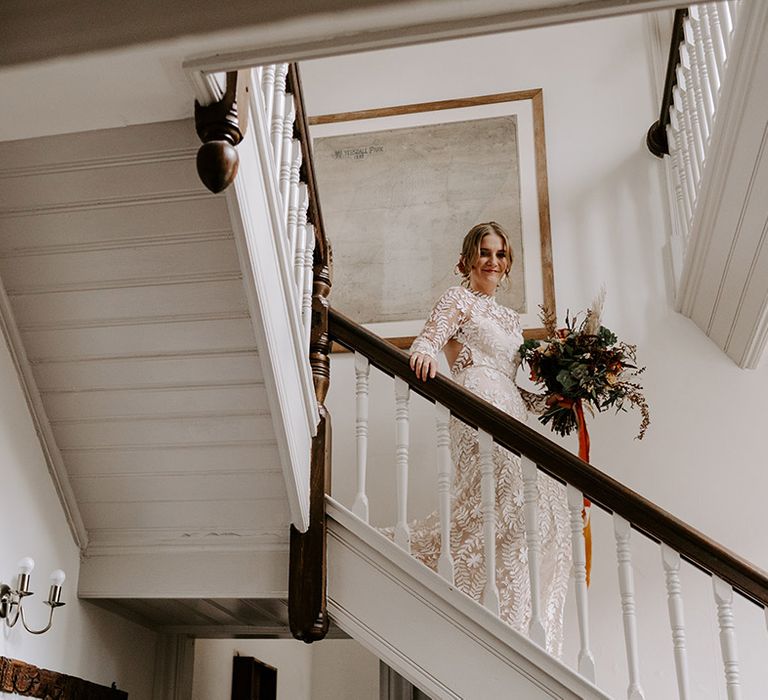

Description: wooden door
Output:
[231,656,277,700]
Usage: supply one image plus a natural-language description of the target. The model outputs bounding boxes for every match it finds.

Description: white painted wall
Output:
[191,638,378,699]
[303,13,768,700]
[0,330,157,696]
[310,639,379,700]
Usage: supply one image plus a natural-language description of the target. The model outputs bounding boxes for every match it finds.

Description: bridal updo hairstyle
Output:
[456,221,513,287]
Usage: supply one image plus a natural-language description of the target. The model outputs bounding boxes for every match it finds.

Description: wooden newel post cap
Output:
[195,138,240,193]
[194,71,243,193]
[646,119,669,159]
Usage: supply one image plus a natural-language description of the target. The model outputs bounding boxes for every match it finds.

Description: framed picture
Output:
[309,90,555,348]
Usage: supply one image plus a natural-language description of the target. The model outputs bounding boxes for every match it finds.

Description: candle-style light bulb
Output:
[17,557,34,575]
[47,569,66,606]
[17,557,34,594]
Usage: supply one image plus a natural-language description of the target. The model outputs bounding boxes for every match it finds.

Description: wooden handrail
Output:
[647,8,689,158]
[330,306,768,607]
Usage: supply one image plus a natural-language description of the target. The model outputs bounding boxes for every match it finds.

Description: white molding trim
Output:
[0,148,196,178]
[6,271,243,297]
[85,532,289,557]
[327,498,610,700]
[180,0,714,84]
[214,71,317,533]
[0,273,88,549]
[0,189,216,218]
[0,229,233,258]
[79,548,289,599]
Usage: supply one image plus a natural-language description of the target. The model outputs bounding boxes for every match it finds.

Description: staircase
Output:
[325,305,768,700]
[1,4,766,698]
[0,114,317,632]
[649,0,768,368]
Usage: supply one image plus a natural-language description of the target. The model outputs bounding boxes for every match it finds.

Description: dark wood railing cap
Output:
[647,9,689,158]
[329,306,768,608]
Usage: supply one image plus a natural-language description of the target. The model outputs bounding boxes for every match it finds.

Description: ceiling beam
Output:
[2,0,708,69]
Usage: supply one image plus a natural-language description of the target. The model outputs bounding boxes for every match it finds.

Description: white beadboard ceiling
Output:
[0,118,291,557]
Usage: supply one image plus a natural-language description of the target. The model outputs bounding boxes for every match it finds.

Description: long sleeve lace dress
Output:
[408,285,572,656]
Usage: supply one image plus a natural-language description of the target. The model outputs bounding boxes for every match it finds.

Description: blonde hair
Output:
[456,221,513,286]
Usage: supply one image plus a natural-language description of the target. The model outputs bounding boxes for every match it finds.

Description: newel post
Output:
[194,71,243,193]
[289,242,332,643]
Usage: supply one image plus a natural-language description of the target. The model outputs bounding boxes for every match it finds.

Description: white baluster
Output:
[294,213,306,300]
[679,45,707,169]
[676,71,702,189]
[668,106,693,225]
[478,429,499,615]
[521,457,545,647]
[302,224,315,349]
[689,7,716,136]
[279,95,295,219]
[270,63,288,169]
[435,404,454,584]
[394,377,411,551]
[352,352,370,522]
[614,514,645,700]
[718,2,735,52]
[671,96,698,212]
[699,6,722,100]
[709,4,730,71]
[261,64,276,126]
[286,146,302,253]
[294,185,310,295]
[661,545,691,700]
[666,123,692,237]
[567,485,596,683]
[713,576,742,700]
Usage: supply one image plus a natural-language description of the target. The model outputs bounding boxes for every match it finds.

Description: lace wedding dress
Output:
[407,285,572,656]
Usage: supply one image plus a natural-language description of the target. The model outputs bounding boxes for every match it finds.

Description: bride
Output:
[408,221,571,656]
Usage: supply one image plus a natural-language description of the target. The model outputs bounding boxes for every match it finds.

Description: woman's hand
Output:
[546,394,574,410]
[410,352,437,381]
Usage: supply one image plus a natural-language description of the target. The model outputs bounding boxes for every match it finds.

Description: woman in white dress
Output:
[408,222,571,656]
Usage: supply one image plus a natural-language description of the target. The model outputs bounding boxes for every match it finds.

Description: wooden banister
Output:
[330,306,768,608]
[287,62,332,643]
[647,8,689,157]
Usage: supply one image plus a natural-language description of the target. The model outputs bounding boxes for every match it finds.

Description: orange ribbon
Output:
[574,399,592,587]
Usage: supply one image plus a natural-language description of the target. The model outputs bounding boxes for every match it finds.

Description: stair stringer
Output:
[327,498,608,700]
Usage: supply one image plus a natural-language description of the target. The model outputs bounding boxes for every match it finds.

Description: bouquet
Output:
[519,292,650,440]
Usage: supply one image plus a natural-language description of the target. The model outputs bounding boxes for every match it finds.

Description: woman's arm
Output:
[410,287,468,381]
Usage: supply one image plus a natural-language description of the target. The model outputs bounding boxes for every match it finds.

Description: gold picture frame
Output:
[309,90,555,350]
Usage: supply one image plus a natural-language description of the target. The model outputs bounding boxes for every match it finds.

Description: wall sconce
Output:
[0,558,65,634]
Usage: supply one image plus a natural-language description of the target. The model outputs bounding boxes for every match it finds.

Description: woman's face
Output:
[468,232,508,291]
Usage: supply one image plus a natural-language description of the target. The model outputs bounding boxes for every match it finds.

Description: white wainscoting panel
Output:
[327,498,609,700]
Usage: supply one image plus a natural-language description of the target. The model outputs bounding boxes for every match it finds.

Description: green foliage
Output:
[520,307,650,439]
